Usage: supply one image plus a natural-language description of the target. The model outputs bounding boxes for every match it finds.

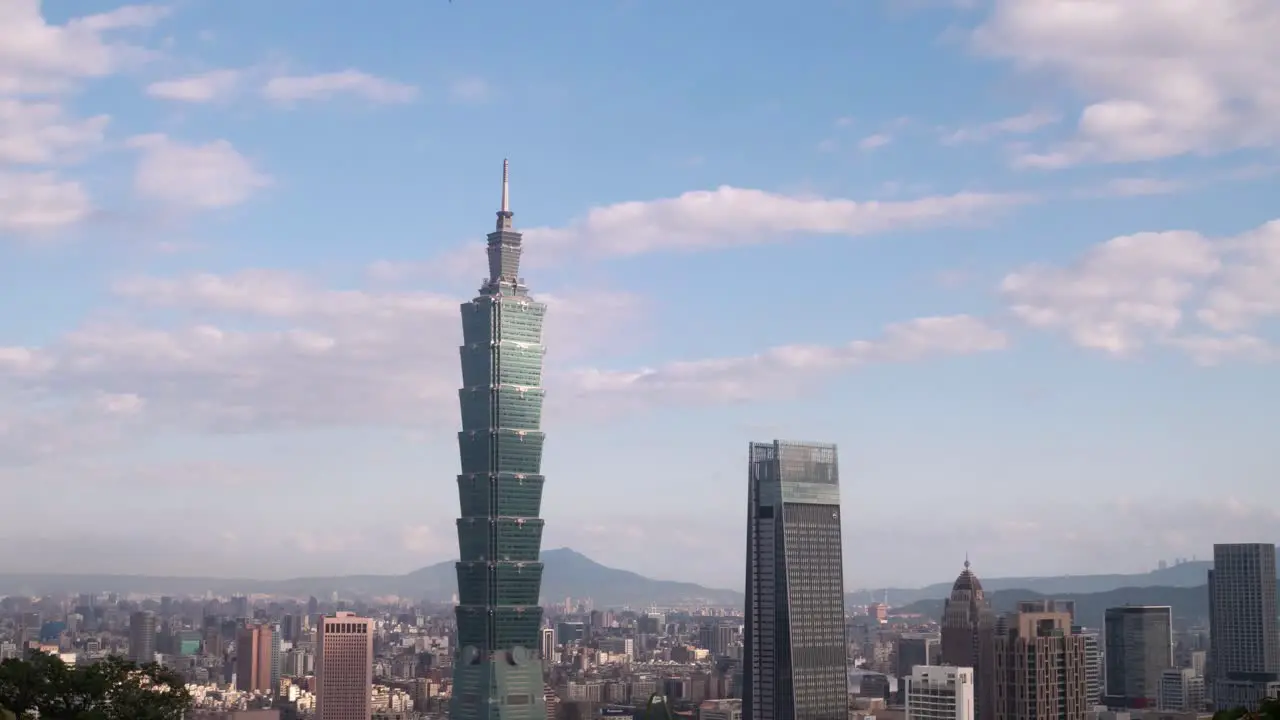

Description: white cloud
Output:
[127,133,271,209]
[1198,221,1280,333]
[448,77,491,104]
[146,69,240,103]
[261,70,418,105]
[526,185,1030,259]
[1094,177,1187,198]
[0,100,108,164]
[940,109,1059,145]
[0,270,645,434]
[0,392,143,465]
[0,171,91,231]
[1001,219,1280,361]
[0,0,168,95]
[973,0,1280,165]
[384,186,1030,283]
[858,133,893,151]
[94,392,145,416]
[401,524,449,555]
[567,315,1008,408]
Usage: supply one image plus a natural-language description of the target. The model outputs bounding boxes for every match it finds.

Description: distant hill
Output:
[858,561,1218,606]
[895,584,1223,628]
[0,548,740,608]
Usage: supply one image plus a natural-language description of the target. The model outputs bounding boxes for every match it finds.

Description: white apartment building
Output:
[905,665,975,720]
[1158,668,1205,712]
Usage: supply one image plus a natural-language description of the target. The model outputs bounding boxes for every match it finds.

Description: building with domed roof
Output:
[940,560,996,720]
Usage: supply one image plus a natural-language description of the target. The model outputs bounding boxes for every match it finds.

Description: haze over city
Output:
[1,0,1278,590]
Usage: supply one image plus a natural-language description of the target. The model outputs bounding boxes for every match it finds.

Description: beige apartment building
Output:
[992,610,1088,720]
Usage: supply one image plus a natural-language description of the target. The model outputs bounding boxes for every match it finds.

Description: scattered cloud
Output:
[394,186,1031,281]
[1001,219,1280,361]
[261,70,418,105]
[0,2,171,236]
[0,270,644,437]
[448,77,491,104]
[940,109,1059,146]
[566,315,1008,409]
[0,100,109,165]
[0,1,169,95]
[858,133,892,151]
[1091,177,1188,198]
[400,524,449,556]
[973,0,1280,166]
[127,134,271,209]
[525,186,1031,260]
[0,171,91,232]
[146,69,240,103]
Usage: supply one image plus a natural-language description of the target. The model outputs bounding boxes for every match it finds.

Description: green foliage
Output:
[0,651,192,720]
[1213,698,1280,720]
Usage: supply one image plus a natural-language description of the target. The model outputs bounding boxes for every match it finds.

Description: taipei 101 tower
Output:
[450,160,549,720]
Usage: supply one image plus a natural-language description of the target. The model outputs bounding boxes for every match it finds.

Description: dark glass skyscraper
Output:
[450,160,548,720]
[743,440,847,720]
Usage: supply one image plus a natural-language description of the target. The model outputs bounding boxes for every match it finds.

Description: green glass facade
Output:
[450,162,548,720]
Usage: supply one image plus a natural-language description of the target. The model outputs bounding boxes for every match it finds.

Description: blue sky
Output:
[1,0,1278,591]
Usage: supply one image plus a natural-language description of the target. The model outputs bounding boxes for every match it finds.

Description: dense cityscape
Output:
[0,166,1277,720]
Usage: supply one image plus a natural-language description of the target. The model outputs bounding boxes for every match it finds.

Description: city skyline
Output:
[1,0,1279,589]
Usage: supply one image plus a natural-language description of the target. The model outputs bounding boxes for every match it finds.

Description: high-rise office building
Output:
[317,612,373,720]
[713,625,737,658]
[1158,668,1205,712]
[235,623,273,693]
[941,562,996,720]
[128,611,157,664]
[743,440,847,720]
[450,161,548,720]
[990,610,1087,720]
[906,666,974,720]
[896,634,941,704]
[1103,605,1173,708]
[1209,543,1280,710]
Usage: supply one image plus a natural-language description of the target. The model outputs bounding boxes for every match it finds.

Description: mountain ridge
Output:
[857,560,1217,606]
[0,552,1239,608]
[0,548,740,607]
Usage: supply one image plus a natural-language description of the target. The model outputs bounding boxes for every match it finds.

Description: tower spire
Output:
[501,158,510,213]
[496,158,513,231]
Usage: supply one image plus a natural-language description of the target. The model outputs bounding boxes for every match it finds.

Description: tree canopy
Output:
[0,651,191,720]
[1213,697,1280,720]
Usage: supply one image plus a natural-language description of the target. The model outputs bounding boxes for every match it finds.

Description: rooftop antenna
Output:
[964,552,971,570]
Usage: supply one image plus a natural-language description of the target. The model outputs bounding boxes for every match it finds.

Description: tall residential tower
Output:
[743,440,847,720]
[450,161,549,720]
